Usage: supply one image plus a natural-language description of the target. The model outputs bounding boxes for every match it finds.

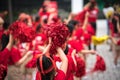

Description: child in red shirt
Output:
[0,34,13,80]
[36,38,68,80]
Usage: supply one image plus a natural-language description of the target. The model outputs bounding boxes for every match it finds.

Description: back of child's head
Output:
[36,54,55,80]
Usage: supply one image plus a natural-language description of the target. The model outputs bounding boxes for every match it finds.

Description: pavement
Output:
[81,20,120,80]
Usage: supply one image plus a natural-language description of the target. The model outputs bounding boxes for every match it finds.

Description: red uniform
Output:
[25,33,47,68]
[54,55,76,80]
[86,8,99,23]
[68,39,83,53]
[0,48,10,80]
[8,47,21,65]
[0,48,10,66]
[117,40,120,45]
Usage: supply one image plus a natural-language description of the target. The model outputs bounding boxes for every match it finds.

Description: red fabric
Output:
[0,29,4,39]
[8,47,22,65]
[73,10,86,23]
[86,24,95,35]
[93,55,106,71]
[53,55,76,80]
[36,71,41,80]
[54,70,66,80]
[83,32,91,45]
[86,8,99,22]
[74,27,84,40]
[0,48,10,66]
[0,48,10,80]
[117,40,120,45]
[65,55,76,80]
[68,40,83,52]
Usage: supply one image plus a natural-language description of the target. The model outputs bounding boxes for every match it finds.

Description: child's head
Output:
[36,54,56,80]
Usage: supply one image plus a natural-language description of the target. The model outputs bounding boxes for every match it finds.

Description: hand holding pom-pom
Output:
[9,21,35,43]
[43,23,69,55]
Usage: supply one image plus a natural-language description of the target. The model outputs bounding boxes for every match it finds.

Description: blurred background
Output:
[0,0,120,23]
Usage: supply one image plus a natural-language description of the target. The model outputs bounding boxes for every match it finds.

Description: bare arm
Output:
[71,49,77,66]
[82,12,89,30]
[42,38,52,54]
[117,20,120,33]
[56,47,68,74]
[15,50,32,66]
[80,49,96,55]
[6,34,13,51]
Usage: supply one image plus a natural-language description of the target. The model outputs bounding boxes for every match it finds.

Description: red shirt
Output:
[54,70,66,80]
[0,48,10,80]
[68,40,83,52]
[117,40,120,45]
[54,55,76,80]
[86,8,99,23]
[0,48,10,66]
[8,47,21,65]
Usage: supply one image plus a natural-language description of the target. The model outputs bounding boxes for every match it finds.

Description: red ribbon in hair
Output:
[36,54,56,80]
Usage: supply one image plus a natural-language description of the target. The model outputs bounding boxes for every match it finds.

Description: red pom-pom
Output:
[43,23,69,54]
[9,21,35,42]
[93,54,106,71]
[74,56,86,77]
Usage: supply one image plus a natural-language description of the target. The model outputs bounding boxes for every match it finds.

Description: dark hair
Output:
[69,20,79,26]
[64,44,69,55]
[3,22,9,30]
[0,34,9,51]
[36,55,55,80]
[36,24,42,33]
[89,1,96,10]
[67,20,79,34]
[35,16,40,22]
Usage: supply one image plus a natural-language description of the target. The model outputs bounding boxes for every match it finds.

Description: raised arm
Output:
[6,34,13,51]
[56,47,68,74]
[82,12,89,30]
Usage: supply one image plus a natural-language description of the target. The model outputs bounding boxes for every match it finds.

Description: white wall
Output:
[71,0,83,14]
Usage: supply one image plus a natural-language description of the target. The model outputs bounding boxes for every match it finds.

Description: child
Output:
[0,34,13,80]
[36,38,68,80]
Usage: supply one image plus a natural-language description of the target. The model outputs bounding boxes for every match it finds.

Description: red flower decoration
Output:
[43,23,69,54]
[9,21,35,42]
